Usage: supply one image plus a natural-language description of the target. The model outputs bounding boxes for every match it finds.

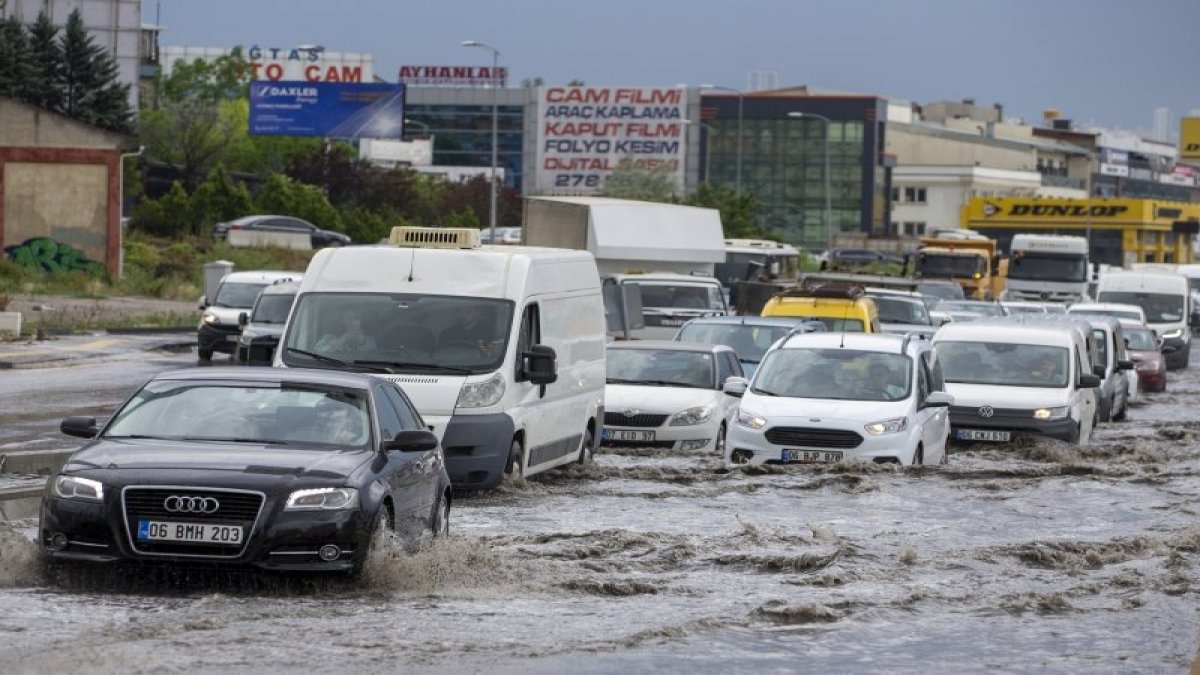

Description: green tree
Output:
[26,12,64,113]
[683,183,770,239]
[191,164,255,230]
[0,15,37,101]
[598,159,679,201]
[255,173,343,232]
[60,9,133,133]
[128,181,196,237]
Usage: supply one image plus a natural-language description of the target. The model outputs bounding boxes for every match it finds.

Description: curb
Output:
[105,326,195,335]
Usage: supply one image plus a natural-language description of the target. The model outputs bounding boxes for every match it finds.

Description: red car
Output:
[1123,323,1167,392]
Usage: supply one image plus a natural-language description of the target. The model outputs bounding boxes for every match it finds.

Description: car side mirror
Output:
[1092,364,1106,378]
[1117,359,1134,371]
[923,391,954,408]
[198,295,208,310]
[61,416,100,439]
[1078,373,1101,389]
[522,344,558,385]
[722,376,749,398]
[383,429,439,453]
[238,312,249,327]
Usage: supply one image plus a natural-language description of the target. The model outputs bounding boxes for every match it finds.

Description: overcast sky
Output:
[149,0,1200,134]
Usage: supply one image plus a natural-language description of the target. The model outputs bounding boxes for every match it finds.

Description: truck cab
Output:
[606,272,729,340]
[916,237,996,300]
[1001,234,1090,304]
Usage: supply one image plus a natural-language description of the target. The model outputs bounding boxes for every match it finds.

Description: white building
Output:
[2,0,142,109]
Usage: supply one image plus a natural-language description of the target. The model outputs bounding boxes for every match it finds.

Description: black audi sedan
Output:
[41,367,450,574]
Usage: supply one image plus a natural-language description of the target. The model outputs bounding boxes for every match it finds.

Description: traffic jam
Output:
[4,225,1200,671]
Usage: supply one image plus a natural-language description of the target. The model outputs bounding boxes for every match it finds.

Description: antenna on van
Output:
[839,292,850,349]
[407,249,417,282]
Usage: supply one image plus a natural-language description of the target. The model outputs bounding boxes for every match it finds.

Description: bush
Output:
[255,173,343,232]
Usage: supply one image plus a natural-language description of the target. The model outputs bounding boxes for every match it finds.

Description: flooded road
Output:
[1,347,1198,672]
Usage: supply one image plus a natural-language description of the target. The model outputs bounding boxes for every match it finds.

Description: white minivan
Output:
[275,227,607,490]
[933,321,1100,444]
[1096,271,1194,370]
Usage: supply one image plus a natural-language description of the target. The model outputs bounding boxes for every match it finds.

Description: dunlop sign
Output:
[1182,117,1200,160]
[975,199,1130,221]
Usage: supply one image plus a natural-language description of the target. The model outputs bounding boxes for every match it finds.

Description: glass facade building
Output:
[403,87,529,191]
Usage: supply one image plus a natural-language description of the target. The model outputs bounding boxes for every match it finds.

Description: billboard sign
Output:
[1181,117,1200,161]
[533,86,686,194]
[399,65,506,87]
[249,82,404,138]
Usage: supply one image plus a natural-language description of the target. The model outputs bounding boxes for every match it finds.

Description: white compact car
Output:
[604,341,746,453]
[724,332,953,466]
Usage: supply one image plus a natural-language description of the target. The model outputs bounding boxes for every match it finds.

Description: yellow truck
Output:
[915,236,999,300]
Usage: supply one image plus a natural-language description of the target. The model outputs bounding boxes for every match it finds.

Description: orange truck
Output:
[915,236,1000,300]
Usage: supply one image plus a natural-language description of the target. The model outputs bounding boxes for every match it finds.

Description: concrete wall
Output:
[4,162,111,266]
[227,230,311,250]
[887,124,1035,170]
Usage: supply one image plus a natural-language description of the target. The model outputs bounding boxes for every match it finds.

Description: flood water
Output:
[1,348,1198,672]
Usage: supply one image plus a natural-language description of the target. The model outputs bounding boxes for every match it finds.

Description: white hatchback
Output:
[725,333,953,466]
[603,341,745,454]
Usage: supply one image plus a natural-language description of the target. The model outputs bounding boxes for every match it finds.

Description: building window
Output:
[904,187,927,204]
[902,222,926,236]
[891,187,900,202]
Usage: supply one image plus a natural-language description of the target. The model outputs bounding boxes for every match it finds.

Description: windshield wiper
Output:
[285,347,389,373]
[750,387,780,397]
[182,436,286,445]
[628,379,708,388]
[106,434,171,440]
[353,360,473,375]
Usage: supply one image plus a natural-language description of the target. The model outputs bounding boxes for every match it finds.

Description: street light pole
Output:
[700,84,744,194]
[788,112,832,249]
[462,40,500,242]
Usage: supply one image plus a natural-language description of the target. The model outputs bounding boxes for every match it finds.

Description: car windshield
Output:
[213,282,270,309]
[627,281,727,313]
[1003,305,1046,315]
[607,348,715,389]
[918,282,965,300]
[937,301,1005,317]
[1096,292,1184,323]
[676,323,792,363]
[753,348,912,402]
[282,292,515,374]
[251,294,295,324]
[871,297,930,325]
[105,382,372,448]
[1008,252,1089,282]
[918,253,984,278]
[1069,308,1143,322]
[937,341,1069,388]
[1125,328,1157,350]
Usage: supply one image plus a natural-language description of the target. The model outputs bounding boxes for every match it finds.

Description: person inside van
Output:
[315,311,376,356]
[861,362,907,401]
[439,304,494,348]
[1021,350,1065,386]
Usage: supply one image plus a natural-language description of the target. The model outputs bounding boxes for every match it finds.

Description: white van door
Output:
[511,301,553,471]
[1074,345,1097,442]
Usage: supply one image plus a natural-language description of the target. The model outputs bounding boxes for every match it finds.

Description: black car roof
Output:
[150,366,381,389]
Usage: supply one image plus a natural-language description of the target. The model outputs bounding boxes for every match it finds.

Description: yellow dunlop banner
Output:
[1181,117,1200,160]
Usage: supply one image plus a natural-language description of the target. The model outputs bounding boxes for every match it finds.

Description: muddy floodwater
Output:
[2,352,1199,672]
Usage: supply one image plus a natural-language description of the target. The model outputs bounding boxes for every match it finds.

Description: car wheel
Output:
[353,504,394,578]
[714,423,727,457]
[939,442,950,465]
[1112,400,1127,422]
[576,426,595,465]
[431,491,450,538]
[505,438,524,478]
[197,347,213,361]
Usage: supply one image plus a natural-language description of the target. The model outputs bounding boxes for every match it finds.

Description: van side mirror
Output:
[1078,373,1101,389]
[1117,359,1134,371]
[722,376,749,398]
[522,344,558,385]
[1092,364,1106,378]
[238,312,249,327]
[383,429,439,452]
[923,391,954,408]
[61,416,100,439]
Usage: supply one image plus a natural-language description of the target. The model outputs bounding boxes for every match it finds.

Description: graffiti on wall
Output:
[4,237,105,275]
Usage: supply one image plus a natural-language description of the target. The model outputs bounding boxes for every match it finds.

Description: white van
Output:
[1095,271,1194,369]
[933,321,1100,444]
[275,227,607,490]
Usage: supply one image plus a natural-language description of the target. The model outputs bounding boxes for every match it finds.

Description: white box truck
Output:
[1002,234,1091,304]
[275,227,607,490]
[523,196,729,338]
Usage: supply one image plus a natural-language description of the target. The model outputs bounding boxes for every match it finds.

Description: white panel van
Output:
[275,228,607,490]
[1096,271,1194,369]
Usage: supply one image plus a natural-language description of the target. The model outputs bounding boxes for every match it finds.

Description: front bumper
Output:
[237,336,281,365]
[601,418,722,452]
[40,493,370,572]
[726,421,918,466]
[1162,337,1189,370]
[1137,368,1167,392]
[197,323,241,355]
[440,413,515,490]
[947,408,1077,442]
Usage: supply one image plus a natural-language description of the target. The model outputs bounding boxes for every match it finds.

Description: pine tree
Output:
[60,9,133,133]
[0,15,37,101]
[25,11,64,113]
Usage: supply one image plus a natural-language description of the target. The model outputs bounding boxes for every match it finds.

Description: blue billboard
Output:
[249,81,405,139]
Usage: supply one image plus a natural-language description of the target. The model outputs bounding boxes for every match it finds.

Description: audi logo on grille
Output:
[978,406,995,418]
[163,495,220,514]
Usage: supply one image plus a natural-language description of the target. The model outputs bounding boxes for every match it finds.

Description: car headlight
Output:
[1136,359,1162,372]
[201,312,220,325]
[864,417,908,435]
[670,406,713,426]
[736,409,767,430]
[456,372,506,409]
[284,487,359,511]
[1162,328,1184,340]
[52,475,104,502]
[1033,406,1070,420]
